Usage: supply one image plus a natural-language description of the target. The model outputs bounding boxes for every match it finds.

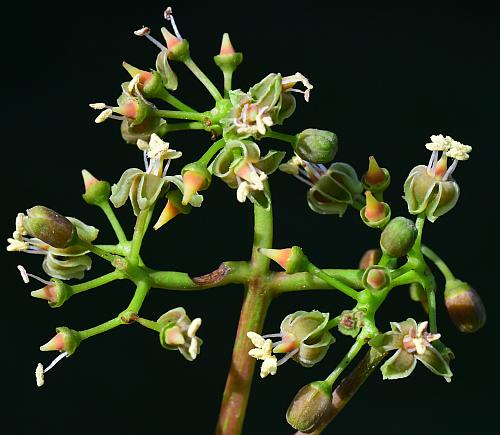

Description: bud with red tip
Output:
[214,33,243,75]
[259,246,310,274]
[31,279,73,308]
[363,265,391,291]
[358,249,382,270]
[444,279,486,333]
[81,170,111,206]
[161,28,190,62]
[180,162,212,206]
[122,61,165,97]
[360,191,391,228]
[40,327,81,355]
[153,190,191,230]
[362,156,390,193]
[286,380,335,433]
[24,206,75,249]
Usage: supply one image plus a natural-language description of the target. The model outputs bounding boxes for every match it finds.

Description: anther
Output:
[164,6,182,40]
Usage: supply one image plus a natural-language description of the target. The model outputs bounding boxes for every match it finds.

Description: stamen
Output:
[293,174,315,188]
[89,103,108,110]
[35,363,45,387]
[262,333,283,339]
[143,151,148,171]
[427,150,438,171]
[277,348,299,366]
[134,26,168,51]
[305,162,322,180]
[43,351,68,373]
[164,6,182,40]
[442,159,458,181]
[17,265,51,285]
[162,159,172,177]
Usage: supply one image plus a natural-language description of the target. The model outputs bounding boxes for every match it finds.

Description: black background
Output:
[4,2,499,434]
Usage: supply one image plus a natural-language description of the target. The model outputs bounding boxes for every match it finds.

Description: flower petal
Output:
[369,331,403,352]
[380,349,417,380]
[415,346,453,382]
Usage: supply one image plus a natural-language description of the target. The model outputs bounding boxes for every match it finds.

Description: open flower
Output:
[158,307,202,361]
[247,310,335,378]
[369,318,452,382]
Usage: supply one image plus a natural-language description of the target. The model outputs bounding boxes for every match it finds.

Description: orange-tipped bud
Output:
[358,249,382,269]
[82,169,98,190]
[160,28,190,62]
[259,246,310,274]
[182,171,206,206]
[362,265,391,291]
[81,170,111,205]
[31,284,57,303]
[219,33,236,55]
[364,191,385,222]
[260,247,293,270]
[161,27,181,49]
[40,333,65,352]
[154,200,181,230]
[366,156,385,185]
[122,61,153,83]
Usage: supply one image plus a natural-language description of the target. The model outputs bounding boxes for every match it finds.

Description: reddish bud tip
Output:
[259,248,293,270]
[81,169,99,191]
[161,27,181,50]
[164,326,186,346]
[435,154,448,178]
[365,156,385,185]
[182,172,206,206]
[364,191,385,222]
[366,268,386,289]
[40,333,65,352]
[31,284,57,302]
[153,200,181,230]
[219,33,236,55]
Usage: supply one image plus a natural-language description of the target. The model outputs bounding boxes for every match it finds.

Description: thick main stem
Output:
[216,182,273,435]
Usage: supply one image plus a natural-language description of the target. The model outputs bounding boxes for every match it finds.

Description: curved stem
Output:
[306,264,359,301]
[79,317,123,340]
[157,88,197,112]
[129,209,153,264]
[198,139,226,166]
[164,122,205,132]
[270,269,364,293]
[421,245,455,281]
[156,109,207,121]
[184,57,223,101]
[72,270,125,294]
[125,281,150,314]
[264,129,297,144]
[325,338,365,388]
[98,201,127,244]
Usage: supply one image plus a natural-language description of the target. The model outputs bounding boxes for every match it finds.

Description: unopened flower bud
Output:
[293,129,338,164]
[160,28,190,62]
[358,249,382,270]
[363,265,391,291]
[81,170,111,206]
[24,206,75,248]
[153,190,191,230]
[444,279,486,333]
[362,156,390,192]
[379,217,417,257]
[259,246,310,274]
[122,61,164,97]
[214,33,243,74]
[286,381,334,433]
[360,191,391,228]
[31,279,73,308]
[40,327,81,355]
[181,163,212,206]
[338,310,365,337]
[116,92,154,127]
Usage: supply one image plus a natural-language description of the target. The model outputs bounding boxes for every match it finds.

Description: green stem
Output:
[184,57,223,101]
[98,201,127,244]
[390,270,424,288]
[270,269,364,293]
[156,109,207,121]
[129,209,153,263]
[198,139,226,166]
[307,264,359,301]
[264,129,297,144]
[325,338,365,388]
[85,243,117,263]
[216,181,274,435]
[223,71,232,97]
[72,271,125,294]
[414,213,426,249]
[157,88,197,112]
[421,245,455,281]
[79,317,122,340]
[95,244,129,256]
[426,286,438,333]
[326,316,340,329]
[164,122,205,132]
[125,281,150,314]
[137,317,161,332]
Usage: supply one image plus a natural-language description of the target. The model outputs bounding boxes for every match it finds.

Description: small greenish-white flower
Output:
[247,331,278,378]
[369,318,452,382]
[158,307,203,361]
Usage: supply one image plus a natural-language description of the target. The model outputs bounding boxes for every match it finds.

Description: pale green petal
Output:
[416,346,453,381]
[380,349,417,380]
[110,168,142,208]
[369,331,403,352]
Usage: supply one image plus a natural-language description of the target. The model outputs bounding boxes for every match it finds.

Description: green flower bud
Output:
[404,165,459,222]
[444,279,486,333]
[24,206,75,249]
[81,170,111,206]
[279,310,335,367]
[286,381,334,433]
[122,61,167,96]
[116,90,154,127]
[293,129,338,164]
[307,162,363,216]
[362,156,391,193]
[31,279,73,308]
[363,265,391,291]
[379,217,417,257]
[181,162,212,206]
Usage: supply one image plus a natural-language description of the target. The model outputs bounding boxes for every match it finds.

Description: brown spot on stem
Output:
[192,263,229,285]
